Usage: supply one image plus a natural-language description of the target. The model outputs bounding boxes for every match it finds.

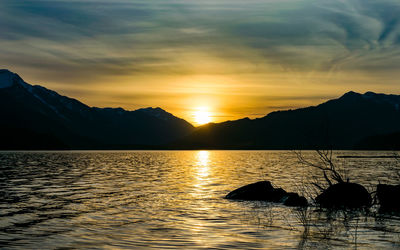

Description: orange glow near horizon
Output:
[4,0,400,128]
[193,107,213,126]
[14,69,400,127]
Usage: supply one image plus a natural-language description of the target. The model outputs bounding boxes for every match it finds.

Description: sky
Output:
[1,0,400,125]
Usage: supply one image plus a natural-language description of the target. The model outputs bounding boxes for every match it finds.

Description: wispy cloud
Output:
[0,0,400,121]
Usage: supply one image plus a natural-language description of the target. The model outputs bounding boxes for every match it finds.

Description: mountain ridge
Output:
[1,69,400,149]
[0,69,194,149]
[171,90,400,149]
[0,69,184,120]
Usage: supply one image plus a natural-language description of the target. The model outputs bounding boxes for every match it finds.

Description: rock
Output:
[284,193,308,207]
[270,187,287,202]
[225,181,275,200]
[225,181,308,207]
[225,181,288,202]
[316,182,371,209]
[377,184,400,212]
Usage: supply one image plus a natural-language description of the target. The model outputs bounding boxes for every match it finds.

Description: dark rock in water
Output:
[377,184,400,212]
[316,182,371,209]
[225,181,308,207]
[270,187,287,202]
[225,181,275,200]
[284,193,308,207]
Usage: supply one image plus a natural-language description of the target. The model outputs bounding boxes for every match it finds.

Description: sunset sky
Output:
[1,0,400,125]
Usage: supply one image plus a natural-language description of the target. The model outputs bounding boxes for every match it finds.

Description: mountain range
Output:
[1,69,400,150]
[174,91,400,149]
[0,69,194,149]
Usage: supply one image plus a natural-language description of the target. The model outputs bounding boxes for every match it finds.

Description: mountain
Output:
[172,91,400,149]
[0,69,194,149]
[355,132,400,150]
[2,69,400,150]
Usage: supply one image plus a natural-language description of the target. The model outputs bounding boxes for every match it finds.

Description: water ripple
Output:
[0,151,400,249]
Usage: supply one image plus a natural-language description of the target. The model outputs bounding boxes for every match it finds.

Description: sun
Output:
[193,107,212,125]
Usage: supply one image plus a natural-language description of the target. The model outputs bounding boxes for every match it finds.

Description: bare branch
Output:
[312,182,325,192]
[323,171,332,187]
[295,149,345,189]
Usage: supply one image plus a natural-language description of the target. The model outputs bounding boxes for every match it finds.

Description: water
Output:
[0,150,399,249]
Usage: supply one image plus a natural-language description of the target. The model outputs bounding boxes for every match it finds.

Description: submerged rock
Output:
[284,193,308,207]
[225,181,275,200]
[377,184,400,212]
[316,182,371,209]
[225,181,308,207]
[270,187,287,202]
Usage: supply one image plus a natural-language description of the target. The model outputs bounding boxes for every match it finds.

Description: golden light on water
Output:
[193,107,212,126]
[192,151,211,198]
[196,150,209,166]
[196,150,210,178]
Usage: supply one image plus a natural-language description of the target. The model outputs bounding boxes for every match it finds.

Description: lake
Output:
[0,150,399,249]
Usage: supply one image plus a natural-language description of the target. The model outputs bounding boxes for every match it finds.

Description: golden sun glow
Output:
[193,107,212,125]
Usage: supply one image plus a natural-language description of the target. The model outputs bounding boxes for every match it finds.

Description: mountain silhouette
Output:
[171,91,400,149]
[355,132,400,150]
[2,69,400,150]
[0,69,194,149]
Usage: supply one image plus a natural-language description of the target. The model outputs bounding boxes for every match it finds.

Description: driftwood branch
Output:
[311,182,325,192]
[295,149,345,188]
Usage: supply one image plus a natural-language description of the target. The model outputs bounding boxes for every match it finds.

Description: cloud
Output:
[1,0,400,121]
[1,0,399,76]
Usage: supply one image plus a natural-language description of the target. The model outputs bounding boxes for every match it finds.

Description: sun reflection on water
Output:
[196,151,210,178]
[1,151,399,249]
[191,151,212,199]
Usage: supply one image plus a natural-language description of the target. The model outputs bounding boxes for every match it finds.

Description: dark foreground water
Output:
[1,151,400,249]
